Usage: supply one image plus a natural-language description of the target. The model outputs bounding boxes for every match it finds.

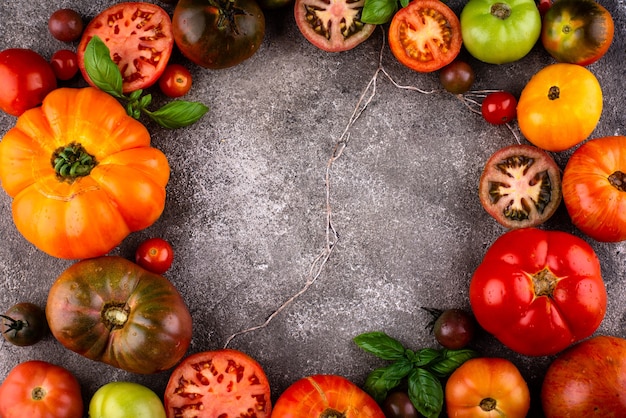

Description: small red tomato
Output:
[481,91,517,125]
[135,237,174,274]
[50,49,79,81]
[158,64,192,98]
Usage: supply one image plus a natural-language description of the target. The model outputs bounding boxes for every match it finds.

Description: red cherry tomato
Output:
[481,91,517,125]
[50,49,79,81]
[158,64,192,98]
[135,237,174,274]
[0,49,57,116]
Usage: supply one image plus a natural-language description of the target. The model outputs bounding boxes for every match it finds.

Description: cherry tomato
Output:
[272,374,385,417]
[158,64,192,98]
[426,308,477,350]
[481,91,517,125]
[0,360,83,418]
[438,60,475,94]
[1,302,48,346]
[78,2,174,93]
[389,0,462,73]
[50,49,79,81]
[445,358,530,417]
[135,237,174,274]
[164,349,272,417]
[0,48,57,116]
[382,391,420,418]
[48,8,84,42]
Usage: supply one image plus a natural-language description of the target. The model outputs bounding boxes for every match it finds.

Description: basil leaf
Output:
[361,0,397,24]
[399,0,409,8]
[429,348,478,378]
[354,331,406,361]
[408,368,444,418]
[83,36,124,98]
[411,348,442,367]
[363,360,412,403]
[146,101,210,129]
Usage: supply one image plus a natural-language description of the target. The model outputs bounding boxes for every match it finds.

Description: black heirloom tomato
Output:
[46,256,192,374]
[1,302,48,346]
[172,0,265,69]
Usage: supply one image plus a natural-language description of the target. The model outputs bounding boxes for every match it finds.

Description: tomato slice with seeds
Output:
[389,0,462,73]
[164,349,272,418]
[77,2,174,93]
[294,0,376,52]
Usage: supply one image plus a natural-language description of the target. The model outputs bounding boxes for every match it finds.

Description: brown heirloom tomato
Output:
[479,144,562,229]
[542,335,626,417]
[1,302,48,346]
[389,0,462,73]
[562,136,626,242]
[46,256,192,374]
[173,0,265,69]
[445,357,530,418]
[517,63,602,152]
[294,0,375,52]
[541,0,614,66]
[164,349,272,417]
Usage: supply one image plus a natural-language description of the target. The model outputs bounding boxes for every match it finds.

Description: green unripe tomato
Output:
[460,0,541,64]
[89,382,166,418]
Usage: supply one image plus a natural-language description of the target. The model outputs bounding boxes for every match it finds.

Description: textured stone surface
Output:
[0,0,625,416]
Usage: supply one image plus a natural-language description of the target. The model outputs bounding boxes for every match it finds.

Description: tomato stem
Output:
[320,408,346,418]
[0,314,26,336]
[479,397,497,411]
[532,268,558,297]
[548,86,560,100]
[490,3,511,20]
[31,386,46,401]
[609,171,626,192]
[102,303,130,329]
[52,142,97,182]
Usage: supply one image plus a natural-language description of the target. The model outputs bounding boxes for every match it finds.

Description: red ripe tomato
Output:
[562,136,626,242]
[272,374,385,418]
[0,49,57,116]
[50,49,79,81]
[77,2,174,93]
[389,0,462,73]
[481,91,517,125]
[541,0,614,66]
[541,335,626,417]
[158,64,192,98]
[469,228,606,356]
[294,0,376,52]
[164,349,272,417]
[445,357,530,418]
[0,360,83,418]
[135,237,174,274]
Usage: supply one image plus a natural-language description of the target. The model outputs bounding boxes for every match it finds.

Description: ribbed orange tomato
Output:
[0,87,170,259]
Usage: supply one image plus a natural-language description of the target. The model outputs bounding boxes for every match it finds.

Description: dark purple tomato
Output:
[1,302,49,346]
[427,308,477,349]
[438,60,475,94]
[383,391,420,418]
[48,9,84,42]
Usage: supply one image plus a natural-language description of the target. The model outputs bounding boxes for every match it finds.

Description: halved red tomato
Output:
[389,0,462,72]
[294,0,376,52]
[272,374,385,417]
[77,2,174,93]
[164,349,272,417]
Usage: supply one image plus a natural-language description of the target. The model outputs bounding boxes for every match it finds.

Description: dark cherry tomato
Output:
[383,391,420,418]
[1,302,49,346]
[481,91,517,125]
[135,237,174,274]
[158,64,192,98]
[438,60,475,94]
[0,48,57,116]
[425,308,477,350]
[48,8,84,42]
[50,49,79,81]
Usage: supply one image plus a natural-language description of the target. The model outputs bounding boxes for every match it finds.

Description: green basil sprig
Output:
[83,36,209,129]
[354,331,478,418]
[361,0,409,25]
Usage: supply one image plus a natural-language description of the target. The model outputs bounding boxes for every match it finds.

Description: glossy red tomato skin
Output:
[50,49,79,81]
[77,2,174,93]
[469,228,606,356]
[164,349,272,418]
[481,91,517,125]
[158,64,192,98]
[0,49,57,116]
[135,237,174,274]
[272,374,385,418]
[0,360,83,418]
[562,136,626,242]
[542,335,626,417]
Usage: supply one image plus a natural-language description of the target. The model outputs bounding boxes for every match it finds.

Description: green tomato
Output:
[460,0,541,64]
[89,382,166,418]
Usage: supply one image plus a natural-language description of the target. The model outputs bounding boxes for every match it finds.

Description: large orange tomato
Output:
[0,87,170,259]
[271,374,385,418]
[517,63,602,152]
[445,357,530,418]
[562,136,626,242]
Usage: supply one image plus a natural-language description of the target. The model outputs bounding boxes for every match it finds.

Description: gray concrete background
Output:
[0,0,625,416]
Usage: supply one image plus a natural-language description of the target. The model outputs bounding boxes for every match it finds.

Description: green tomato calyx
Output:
[490,3,512,20]
[52,142,97,183]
